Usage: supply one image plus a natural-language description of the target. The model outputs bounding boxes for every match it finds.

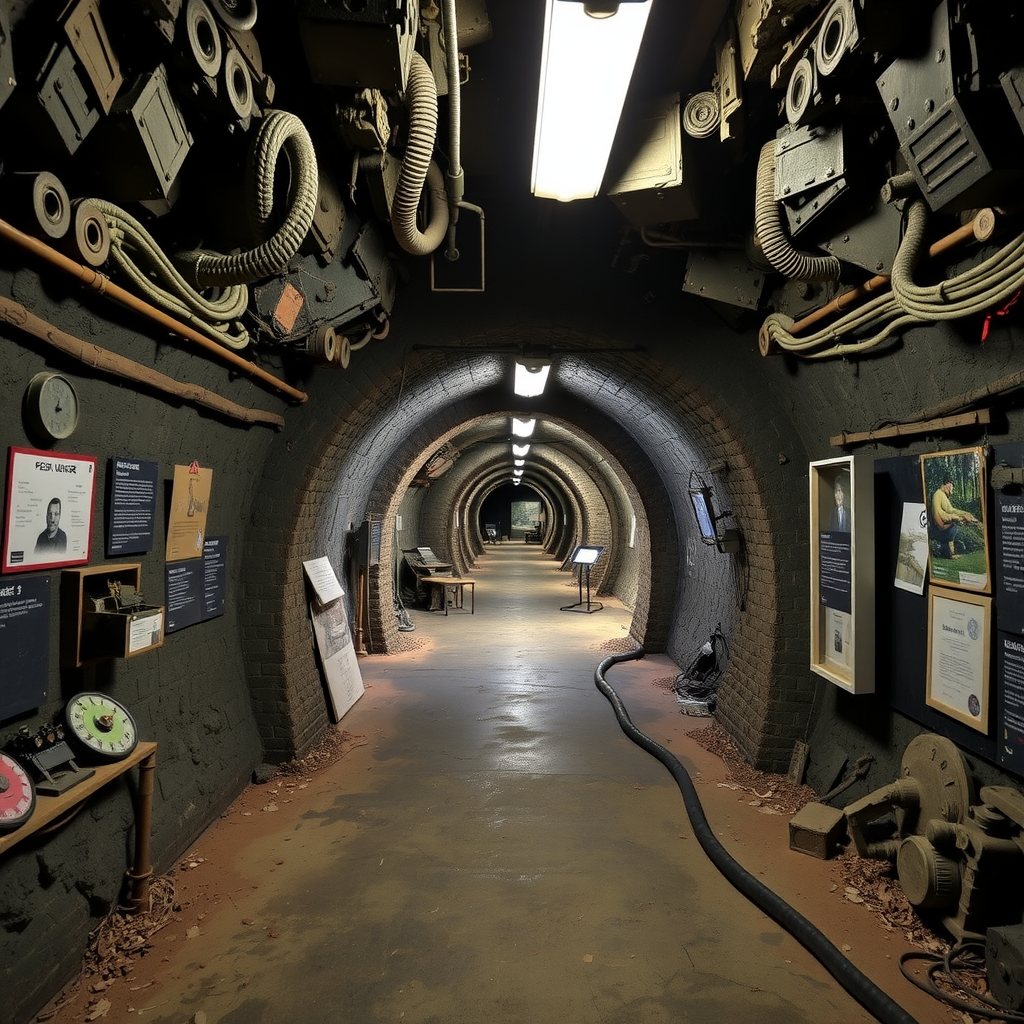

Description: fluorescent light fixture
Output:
[531,0,654,202]
[513,479,521,485]
[512,417,536,437]
[512,443,531,457]
[514,360,551,397]
[514,459,525,467]
[513,469,524,477]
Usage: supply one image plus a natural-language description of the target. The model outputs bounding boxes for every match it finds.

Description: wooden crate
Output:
[61,563,164,667]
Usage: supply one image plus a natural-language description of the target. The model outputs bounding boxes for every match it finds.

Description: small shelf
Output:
[61,563,165,668]
[0,741,156,857]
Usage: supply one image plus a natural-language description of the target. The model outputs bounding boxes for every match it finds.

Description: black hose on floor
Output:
[595,648,920,1024]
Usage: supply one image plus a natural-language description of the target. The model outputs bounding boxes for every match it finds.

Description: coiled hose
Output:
[753,140,842,282]
[761,203,1024,358]
[595,649,921,1024]
[391,51,449,256]
[87,198,251,350]
[175,109,319,287]
[891,200,1024,321]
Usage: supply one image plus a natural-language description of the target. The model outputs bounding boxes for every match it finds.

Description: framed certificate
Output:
[809,455,875,694]
[926,586,991,734]
[3,447,96,573]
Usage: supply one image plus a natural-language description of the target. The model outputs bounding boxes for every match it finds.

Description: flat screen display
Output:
[689,488,717,543]
[571,545,603,565]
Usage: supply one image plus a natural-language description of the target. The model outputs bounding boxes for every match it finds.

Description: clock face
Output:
[26,372,79,441]
[0,751,36,833]
[65,692,138,761]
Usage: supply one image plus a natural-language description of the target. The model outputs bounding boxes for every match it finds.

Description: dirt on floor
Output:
[34,683,994,1024]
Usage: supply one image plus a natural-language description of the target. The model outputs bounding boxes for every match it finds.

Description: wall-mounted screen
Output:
[689,487,717,544]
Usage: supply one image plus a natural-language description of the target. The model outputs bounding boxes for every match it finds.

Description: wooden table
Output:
[0,741,157,912]
[424,576,476,615]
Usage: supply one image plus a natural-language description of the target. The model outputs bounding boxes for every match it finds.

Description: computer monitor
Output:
[689,487,718,545]
[570,545,603,565]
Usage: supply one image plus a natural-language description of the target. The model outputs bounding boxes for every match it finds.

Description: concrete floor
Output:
[45,544,950,1024]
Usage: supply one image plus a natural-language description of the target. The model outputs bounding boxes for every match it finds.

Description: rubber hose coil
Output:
[682,91,720,139]
[209,0,257,32]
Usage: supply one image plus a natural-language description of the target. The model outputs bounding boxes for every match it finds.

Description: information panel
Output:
[107,457,158,556]
[994,490,1024,635]
[0,575,50,720]
[203,536,226,620]
[165,558,203,633]
[998,632,1024,773]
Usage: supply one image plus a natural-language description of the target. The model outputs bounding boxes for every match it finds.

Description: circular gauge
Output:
[0,751,36,834]
[24,372,80,441]
[65,692,138,762]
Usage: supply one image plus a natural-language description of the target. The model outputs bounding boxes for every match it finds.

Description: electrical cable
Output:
[86,198,251,350]
[595,648,921,1024]
[899,943,1024,1021]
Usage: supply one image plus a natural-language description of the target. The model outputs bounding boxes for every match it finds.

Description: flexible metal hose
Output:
[891,201,1024,320]
[392,51,449,255]
[87,198,251,350]
[754,140,842,281]
[595,649,921,1024]
[764,203,1024,358]
[176,109,319,287]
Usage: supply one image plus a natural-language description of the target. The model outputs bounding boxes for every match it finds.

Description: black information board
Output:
[166,558,203,633]
[107,457,158,556]
[818,532,852,613]
[997,631,1024,773]
[0,575,50,721]
[166,538,228,633]
[994,488,1024,636]
[203,536,227,620]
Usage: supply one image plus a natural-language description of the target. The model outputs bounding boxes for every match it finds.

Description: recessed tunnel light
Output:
[512,417,536,437]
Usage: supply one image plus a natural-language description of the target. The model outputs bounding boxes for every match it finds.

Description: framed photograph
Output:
[3,447,96,573]
[920,446,990,593]
[926,586,991,734]
[809,455,875,694]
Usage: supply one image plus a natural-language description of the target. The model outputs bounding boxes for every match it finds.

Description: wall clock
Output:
[65,692,138,762]
[0,751,36,834]
[24,372,80,441]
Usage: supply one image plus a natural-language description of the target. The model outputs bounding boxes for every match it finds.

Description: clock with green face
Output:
[0,751,36,833]
[65,692,138,762]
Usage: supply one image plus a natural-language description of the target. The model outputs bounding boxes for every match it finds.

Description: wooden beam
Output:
[830,409,991,448]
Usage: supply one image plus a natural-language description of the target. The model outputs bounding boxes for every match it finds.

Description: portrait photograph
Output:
[920,446,990,593]
[3,447,96,573]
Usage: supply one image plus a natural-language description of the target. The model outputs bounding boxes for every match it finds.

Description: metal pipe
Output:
[443,0,465,260]
[0,216,307,403]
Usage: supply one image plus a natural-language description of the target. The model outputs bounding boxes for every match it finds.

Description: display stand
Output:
[561,545,604,614]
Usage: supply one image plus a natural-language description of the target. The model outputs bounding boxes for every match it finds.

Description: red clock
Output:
[0,751,36,834]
